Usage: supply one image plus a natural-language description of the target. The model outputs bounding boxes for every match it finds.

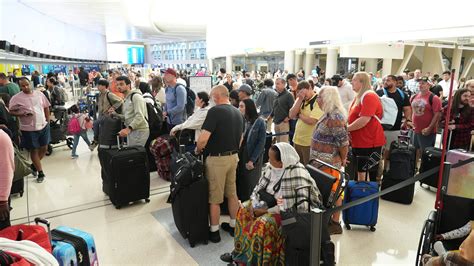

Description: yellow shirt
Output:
[293,94,324,146]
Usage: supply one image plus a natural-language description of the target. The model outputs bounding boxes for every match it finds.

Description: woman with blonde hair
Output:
[310,86,349,235]
[347,72,385,182]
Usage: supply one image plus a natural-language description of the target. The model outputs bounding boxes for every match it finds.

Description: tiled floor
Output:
[10,132,437,265]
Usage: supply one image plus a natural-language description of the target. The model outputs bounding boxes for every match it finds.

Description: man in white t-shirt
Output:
[438,70,458,100]
[331,75,355,111]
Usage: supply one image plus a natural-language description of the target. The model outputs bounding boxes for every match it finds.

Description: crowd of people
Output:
[0,64,473,264]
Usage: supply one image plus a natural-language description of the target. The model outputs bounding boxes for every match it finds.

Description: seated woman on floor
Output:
[220,142,322,265]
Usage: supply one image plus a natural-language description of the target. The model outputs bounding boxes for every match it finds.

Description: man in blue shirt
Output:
[163,68,187,132]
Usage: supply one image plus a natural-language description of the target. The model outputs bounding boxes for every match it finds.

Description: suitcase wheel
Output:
[19,191,24,197]
[115,205,121,209]
[370,226,376,232]
[345,224,351,230]
[190,242,195,248]
[145,198,150,203]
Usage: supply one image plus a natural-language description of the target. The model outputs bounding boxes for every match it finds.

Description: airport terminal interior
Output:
[0,0,473,265]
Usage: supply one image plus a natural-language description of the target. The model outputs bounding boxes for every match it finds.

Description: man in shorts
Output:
[196,85,244,243]
[9,77,51,183]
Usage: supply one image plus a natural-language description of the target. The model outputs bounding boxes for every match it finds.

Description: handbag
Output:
[13,145,32,182]
[256,169,285,208]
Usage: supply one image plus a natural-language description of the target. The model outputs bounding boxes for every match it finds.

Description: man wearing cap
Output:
[411,76,442,165]
[237,84,252,101]
[163,68,187,132]
[331,74,354,111]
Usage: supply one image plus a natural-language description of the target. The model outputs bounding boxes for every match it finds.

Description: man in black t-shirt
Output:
[376,75,412,172]
[196,85,244,243]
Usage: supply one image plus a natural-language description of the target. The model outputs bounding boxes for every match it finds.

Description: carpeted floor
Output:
[152,207,234,265]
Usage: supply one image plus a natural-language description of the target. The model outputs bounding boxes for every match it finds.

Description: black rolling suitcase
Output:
[168,148,208,247]
[344,148,357,180]
[381,136,416,204]
[100,137,150,209]
[10,178,24,197]
[419,147,443,189]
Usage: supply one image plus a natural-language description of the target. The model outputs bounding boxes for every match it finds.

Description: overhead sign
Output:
[189,76,213,94]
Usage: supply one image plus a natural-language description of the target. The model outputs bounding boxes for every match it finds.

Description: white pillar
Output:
[382,59,392,76]
[304,48,315,78]
[284,50,295,73]
[325,48,338,78]
[294,50,304,73]
[364,58,378,74]
[451,47,462,81]
[208,58,214,73]
[225,55,233,73]
[314,55,320,69]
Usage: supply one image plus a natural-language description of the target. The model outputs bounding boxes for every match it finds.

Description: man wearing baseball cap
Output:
[331,74,354,111]
[411,76,442,165]
[237,84,252,101]
[163,68,187,132]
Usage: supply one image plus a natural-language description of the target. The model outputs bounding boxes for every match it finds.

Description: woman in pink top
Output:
[0,129,14,229]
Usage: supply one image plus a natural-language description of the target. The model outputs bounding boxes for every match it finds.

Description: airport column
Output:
[304,48,315,78]
[208,58,214,73]
[382,58,392,76]
[226,55,233,73]
[364,58,378,74]
[451,47,462,81]
[284,50,295,74]
[294,50,304,73]
[325,48,338,78]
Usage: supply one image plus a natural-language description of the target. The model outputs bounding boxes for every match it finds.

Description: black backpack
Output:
[175,84,196,117]
[131,93,163,135]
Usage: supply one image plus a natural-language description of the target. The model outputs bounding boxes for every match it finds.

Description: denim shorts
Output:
[21,124,51,150]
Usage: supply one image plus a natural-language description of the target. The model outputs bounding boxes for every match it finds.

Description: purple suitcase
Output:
[446,149,474,164]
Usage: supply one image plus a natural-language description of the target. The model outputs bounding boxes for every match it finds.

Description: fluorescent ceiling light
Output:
[427,43,455,49]
[459,46,474,51]
[399,41,425,46]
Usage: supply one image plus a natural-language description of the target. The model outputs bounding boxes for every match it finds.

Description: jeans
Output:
[72,130,91,156]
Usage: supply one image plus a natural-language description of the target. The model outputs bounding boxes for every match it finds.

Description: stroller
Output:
[46,106,73,156]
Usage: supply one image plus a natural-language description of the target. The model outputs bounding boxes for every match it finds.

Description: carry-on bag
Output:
[149,135,174,181]
[101,136,150,209]
[51,226,99,266]
[342,156,379,231]
[419,130,452,189]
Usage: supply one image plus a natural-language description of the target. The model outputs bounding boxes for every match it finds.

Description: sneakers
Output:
[37,171,45,183]
[209,230,221,243]
[30,164,38,177]
[71,154,79,159]
[220,252,235,263]
[328,219,343,235]
[89,141,98,151]
[221,222,235,237]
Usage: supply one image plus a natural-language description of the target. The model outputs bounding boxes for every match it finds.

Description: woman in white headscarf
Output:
[220,142,322,265]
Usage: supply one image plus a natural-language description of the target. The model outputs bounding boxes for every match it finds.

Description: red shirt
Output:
[411,92,442,134]
[348,92,386,148]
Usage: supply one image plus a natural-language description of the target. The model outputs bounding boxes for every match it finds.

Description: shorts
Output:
[352,146,382,182]
[384,130,400,150]
[21,124,50,150]
[206,154,239,204]
[414,133,436,151]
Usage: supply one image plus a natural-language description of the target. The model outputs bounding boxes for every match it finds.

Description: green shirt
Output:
[0,82,20,97]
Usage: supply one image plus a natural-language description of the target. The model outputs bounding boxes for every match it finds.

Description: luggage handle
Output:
[116,134,129,149]
[293,185,312,213]
[34,217,52,245]
[309,159,347,207]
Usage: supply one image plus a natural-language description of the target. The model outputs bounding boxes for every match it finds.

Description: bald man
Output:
[196,85,244,243]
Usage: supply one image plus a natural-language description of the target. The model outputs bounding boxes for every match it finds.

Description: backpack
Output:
[67,115,81,134]
[361,91,397,130]
[175,84,196,117]
[52,86,67,106]
[131,93,163,136]
[302,94,318,111]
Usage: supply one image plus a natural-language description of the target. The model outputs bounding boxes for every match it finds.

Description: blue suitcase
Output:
[52,226,99,266]
[342,180,379,231]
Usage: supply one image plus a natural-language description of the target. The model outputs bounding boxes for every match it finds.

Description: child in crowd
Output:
[68,104,92,159]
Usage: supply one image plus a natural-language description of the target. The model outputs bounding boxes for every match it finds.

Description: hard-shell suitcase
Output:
[342,180,379,231]
[446,149,474,164]
[169,152,208,247]
[419,147,443,189]
[381,137,416,204]
[101,137,150,209]
[10,178,24,197]
[51,226,98,266]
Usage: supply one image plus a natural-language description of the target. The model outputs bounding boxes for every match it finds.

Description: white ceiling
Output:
[17,0,206,44]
